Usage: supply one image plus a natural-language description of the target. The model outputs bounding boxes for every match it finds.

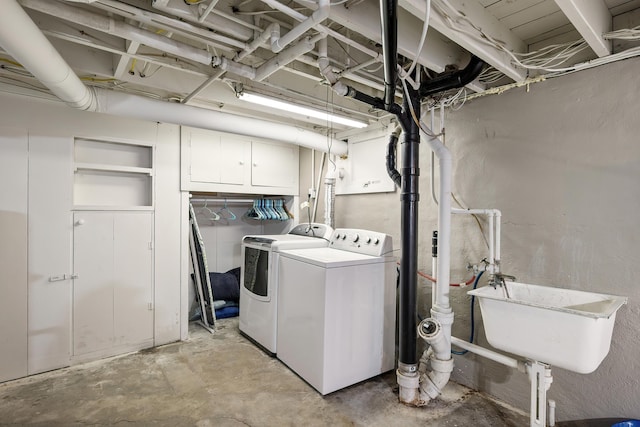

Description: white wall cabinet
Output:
[73,211,154,361]
[181,127,299,195]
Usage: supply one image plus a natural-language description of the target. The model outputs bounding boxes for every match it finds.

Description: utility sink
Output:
[468,282,627,374]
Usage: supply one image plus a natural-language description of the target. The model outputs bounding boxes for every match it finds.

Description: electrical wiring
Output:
[0,57,22,67]
[434,0,590,73]
[405,0,431,81]
[604,25,640,40]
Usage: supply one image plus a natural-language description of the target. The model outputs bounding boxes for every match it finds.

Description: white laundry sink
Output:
[468,281,627,374]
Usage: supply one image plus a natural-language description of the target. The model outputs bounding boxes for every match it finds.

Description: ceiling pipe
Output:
[151,0,254,42]
[380,0,399,110]
[254,33,325,81]
[0,0,347,154]
[420,55,485,97]
[0,0,96,110]
[21,0,215,66]
[271,0,330,53]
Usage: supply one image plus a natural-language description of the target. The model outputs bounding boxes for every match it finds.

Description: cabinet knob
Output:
[253,162,258,167]
[75,219,85,226]
[239,161,244,165]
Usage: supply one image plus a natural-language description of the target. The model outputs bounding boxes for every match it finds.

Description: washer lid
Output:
[279,247,390,268]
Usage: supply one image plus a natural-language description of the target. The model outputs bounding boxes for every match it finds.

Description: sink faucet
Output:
[490,272,516,288]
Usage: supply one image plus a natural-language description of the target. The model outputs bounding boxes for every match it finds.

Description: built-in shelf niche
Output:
[73,138,153,209]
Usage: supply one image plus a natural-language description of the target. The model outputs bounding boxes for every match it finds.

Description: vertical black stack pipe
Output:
[397,84,420,371]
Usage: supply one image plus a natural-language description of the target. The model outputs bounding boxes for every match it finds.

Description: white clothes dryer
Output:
[239,223,332,355]
[276,228,396,395]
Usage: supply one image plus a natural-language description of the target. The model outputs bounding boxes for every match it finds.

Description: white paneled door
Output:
[73,211,154,360]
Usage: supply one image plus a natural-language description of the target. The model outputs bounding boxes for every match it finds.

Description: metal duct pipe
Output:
[0,0,96,110]
[0,0,347,154]
[380,0,398,110]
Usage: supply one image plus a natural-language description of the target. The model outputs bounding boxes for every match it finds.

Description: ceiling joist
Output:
[554,0,612,57]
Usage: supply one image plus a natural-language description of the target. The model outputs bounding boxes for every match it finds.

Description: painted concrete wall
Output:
[314,57,640,420]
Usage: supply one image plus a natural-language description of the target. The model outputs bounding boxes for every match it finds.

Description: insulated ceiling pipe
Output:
[0,0,96,110]
[0,0,347,155]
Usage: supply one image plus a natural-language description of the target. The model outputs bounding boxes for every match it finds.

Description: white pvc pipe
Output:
[451,337,524,370]
[22,0,214,66]
[451,208,502,273]
[197,0,220,23]
[234,23,280,61]
[152,0,254,41]
[272,0,329,53]
[94,0,246,49]
[255,34,323,81]
[422,131,452,312]
[0,0,96,110]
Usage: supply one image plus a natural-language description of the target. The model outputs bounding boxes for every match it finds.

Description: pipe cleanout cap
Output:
[418,318,441,340]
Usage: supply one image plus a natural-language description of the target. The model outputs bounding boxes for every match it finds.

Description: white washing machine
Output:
[239,223,333,355]
[276,228,396,395]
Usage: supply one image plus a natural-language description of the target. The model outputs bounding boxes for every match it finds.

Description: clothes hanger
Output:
[216,199,237,221]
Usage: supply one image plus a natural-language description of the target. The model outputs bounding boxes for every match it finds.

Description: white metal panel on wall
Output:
[28,134,73,375]
[0,127,28,382]
[335,128,396,195]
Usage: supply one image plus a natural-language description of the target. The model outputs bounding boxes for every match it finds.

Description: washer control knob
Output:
[366,237,372,244]
[374,238,380,245]
[335,233,341,240]
[353,234,360,243]
[342,234,347,240]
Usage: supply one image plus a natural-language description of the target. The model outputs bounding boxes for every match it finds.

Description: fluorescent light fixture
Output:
[239,92,368,128]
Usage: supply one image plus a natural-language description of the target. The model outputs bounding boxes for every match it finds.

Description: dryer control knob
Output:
[374,238,380,245]
[353,234,360,243]
[366,237,372,244]
[341,234,346,240]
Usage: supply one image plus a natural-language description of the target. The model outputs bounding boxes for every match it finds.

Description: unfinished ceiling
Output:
[1,0,639,132]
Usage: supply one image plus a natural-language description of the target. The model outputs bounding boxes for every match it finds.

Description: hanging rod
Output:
[189,197,256,205]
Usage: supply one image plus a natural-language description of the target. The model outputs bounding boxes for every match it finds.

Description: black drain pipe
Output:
[396,83,421,380]
[380,0,398,111]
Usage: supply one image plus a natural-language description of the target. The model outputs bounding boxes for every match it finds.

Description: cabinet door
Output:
[190,131,248,185]
[73,212,115,357]
[0,128,28,382]
[28,135,72,374]
[251,141,298,188]
[113,212,153,346]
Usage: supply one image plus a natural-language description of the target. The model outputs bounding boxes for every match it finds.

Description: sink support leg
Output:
[529,361,553,427]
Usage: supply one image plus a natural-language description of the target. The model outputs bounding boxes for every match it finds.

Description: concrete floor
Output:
[0,318,530,427]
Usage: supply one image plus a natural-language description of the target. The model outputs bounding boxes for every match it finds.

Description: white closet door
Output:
[28,135,73,374]
[0,128,28,382]
[113,212,153,346]
[73,212,115,357]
